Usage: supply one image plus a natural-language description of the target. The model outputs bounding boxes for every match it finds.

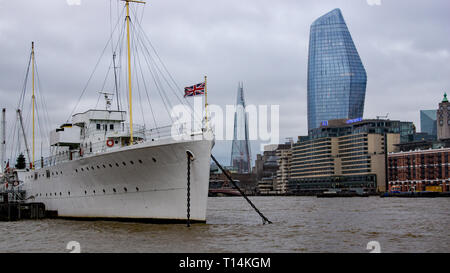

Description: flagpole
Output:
[204,75,208,130]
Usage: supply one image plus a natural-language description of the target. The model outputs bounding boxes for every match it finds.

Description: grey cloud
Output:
[0,0,449,165]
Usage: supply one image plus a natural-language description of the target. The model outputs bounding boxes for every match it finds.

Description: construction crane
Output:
[376,113,389,120]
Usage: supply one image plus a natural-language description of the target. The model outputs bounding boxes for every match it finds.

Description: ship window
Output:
[152,157,157,163]
[109,164,113,168]
[115,163,119,167]
[124,187,127,192]
[122,162,126,166]
[97,166,100,169]
[110,124,114,130]
[96,124,101,130]
[113,188,116,193]
[60,192,62,196]
[81,168,84,171]
[102,165,106,168]
[68,191,70,196]
[84,191,87,195]
[136,187,139,192]
[103,189,106,193]
[75,169,78,172]
[93,190,96,194]
[130,161,134,165]
[138,160,143,164]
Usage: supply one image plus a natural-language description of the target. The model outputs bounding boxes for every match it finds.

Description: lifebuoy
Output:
[106,139,114,147]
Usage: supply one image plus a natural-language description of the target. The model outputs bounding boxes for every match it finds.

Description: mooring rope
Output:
[211,155,272,225]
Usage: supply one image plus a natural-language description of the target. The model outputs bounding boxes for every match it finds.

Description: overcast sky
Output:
[1,0,449,165]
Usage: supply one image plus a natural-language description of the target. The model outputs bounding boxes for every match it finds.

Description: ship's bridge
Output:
[50,109,145,151]
[73,109,145,147]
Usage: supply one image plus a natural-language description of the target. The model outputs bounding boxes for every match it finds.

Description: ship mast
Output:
[123,0,146,145]
[31,41,35,169]
[1,108,5,173]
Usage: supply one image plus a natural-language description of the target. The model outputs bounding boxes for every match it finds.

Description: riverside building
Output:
[288,119,415,195]
[388,148,450,193]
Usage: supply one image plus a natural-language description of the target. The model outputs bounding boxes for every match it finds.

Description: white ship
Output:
[19,110,214,222]
[4,0,215,223]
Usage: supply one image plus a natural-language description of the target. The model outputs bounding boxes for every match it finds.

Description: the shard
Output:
[307,8,367,131]
[230,82,252,173]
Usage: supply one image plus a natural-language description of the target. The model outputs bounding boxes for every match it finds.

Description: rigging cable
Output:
[66,6,126,122]
[131,10,204,123]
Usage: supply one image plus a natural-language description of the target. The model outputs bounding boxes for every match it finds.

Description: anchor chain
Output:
[211,155,272,224]
[186,152,191,227]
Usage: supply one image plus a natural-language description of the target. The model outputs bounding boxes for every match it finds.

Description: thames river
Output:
[0,197,448,253]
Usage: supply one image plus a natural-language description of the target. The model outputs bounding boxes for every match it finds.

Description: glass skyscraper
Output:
[307,8,367,131]
[230,82,252,173]
[420,110,437,137]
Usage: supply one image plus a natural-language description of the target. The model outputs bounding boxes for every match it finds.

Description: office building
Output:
[420,110,437,137]
[288,119,408,194]
[388,148,450,193]
[230,82,252,173]
[307,8,367,131]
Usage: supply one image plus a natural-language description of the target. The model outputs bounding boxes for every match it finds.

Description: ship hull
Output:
[19,135,213,222]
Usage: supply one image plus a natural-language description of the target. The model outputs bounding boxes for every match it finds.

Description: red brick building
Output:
[388,148,450,192]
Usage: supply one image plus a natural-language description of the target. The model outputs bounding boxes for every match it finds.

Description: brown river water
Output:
[0,196,449,253]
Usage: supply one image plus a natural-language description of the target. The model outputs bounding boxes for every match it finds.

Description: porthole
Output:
[60,192,62,196]
[103,165,106,168]
[152,157,156,163]
[124,187,128,192]
[122,162,126,166]
[97,166,100,169]
[113,188,116,193]
[138,160,143,164]
[115,163,119,167]
[109,164,113,168]
[93,190,96,194]
[55,193,57,196]
[84,190,87,195]
[103,189,106,193]
[75,169,78,173]
[81,168,84,171]
[91,166,95,170]
[136,187,139,192]
[130,161,134,165]
[68,192,70,196]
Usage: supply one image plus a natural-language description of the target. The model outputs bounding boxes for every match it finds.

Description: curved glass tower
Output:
[307,8,367,131]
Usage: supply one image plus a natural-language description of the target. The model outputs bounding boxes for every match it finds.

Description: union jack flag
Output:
[184,82,205,97]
